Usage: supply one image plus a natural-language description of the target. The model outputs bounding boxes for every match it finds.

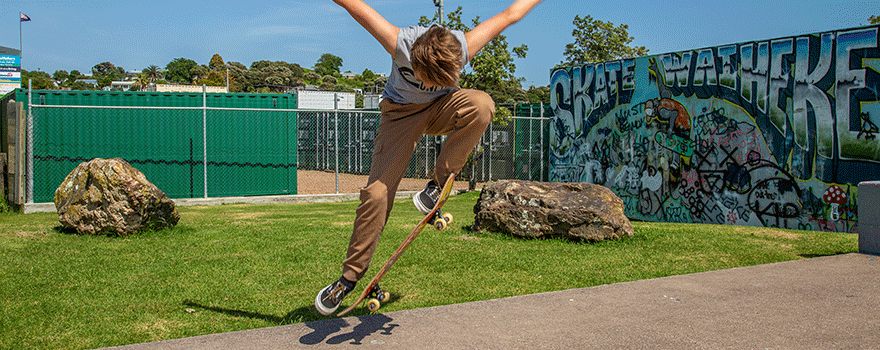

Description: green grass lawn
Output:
[0,191,857,349]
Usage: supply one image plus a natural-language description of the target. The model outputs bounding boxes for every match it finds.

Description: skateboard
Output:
[337,173,456,316]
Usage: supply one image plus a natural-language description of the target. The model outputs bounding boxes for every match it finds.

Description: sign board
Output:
[0,54,21,96]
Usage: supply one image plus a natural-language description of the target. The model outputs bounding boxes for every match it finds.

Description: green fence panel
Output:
[21,89,297,202]
[206,93,297,197]
[512,104,551,181]
[24,90,203,202]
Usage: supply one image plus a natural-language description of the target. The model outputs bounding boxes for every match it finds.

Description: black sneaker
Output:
[315,278,355,316]
[414,180,441,215]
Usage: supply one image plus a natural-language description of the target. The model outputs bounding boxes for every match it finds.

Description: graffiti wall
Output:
[550,25,880,233]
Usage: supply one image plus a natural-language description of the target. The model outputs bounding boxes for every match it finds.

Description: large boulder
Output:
[54,158,180,236]
[473,180,634,242]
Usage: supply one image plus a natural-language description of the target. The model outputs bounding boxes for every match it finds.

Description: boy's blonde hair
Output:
[411,26,464,88]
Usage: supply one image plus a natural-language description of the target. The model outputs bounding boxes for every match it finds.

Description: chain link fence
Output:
[12,89,550,203]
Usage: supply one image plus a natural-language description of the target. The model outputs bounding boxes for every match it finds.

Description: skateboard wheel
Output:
[367,299,381,312]
[434,218,447,231]
[377,290,391,303]
[442,213,453,224]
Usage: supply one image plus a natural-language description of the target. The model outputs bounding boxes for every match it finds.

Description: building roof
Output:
[0,46,21,56]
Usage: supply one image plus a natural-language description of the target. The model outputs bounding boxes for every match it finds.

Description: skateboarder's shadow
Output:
[182,300,398,345]
[301,314,398,345]
[183,299,319,325]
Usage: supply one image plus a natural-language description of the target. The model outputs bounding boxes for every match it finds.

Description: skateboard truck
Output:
[366,284,391,312]
[429,210,454,231]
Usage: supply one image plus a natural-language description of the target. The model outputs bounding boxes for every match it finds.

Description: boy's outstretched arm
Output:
[333,0,400,56]
[464,0,543,59]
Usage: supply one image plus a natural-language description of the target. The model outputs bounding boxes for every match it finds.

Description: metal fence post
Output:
[481,132,487,182]
[26,80,33,203]
[202,85,208,198]
[529,107,534,180]
[488,123,493,181]
[334,93,340,194]
[347,110,352,173]
[540,101,545,181]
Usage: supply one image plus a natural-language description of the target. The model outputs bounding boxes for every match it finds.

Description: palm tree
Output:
[143,65,162,84]
[134,73,151,91]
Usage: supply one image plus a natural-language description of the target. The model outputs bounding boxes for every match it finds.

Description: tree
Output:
[143,65,162,84]
[322,75,338,85]
[133,73,151,91]
[319,81,336,91]
[288,62,304,79]
[198,70,226,87]
[871,15,880,24]
[248,61,305,92]
[190,65,209,82]
[362,68,377,82]
[314,53,343,75]
[91,62,124,78]
[208,53,225,72]
[527,85,550,104]
[52,70,69,87]
[69,81,97,90]
[304,71,322,85]
[21,70,55,89]
[91,62,125,88]
[372,76,388,94]
[226,62,248,92]
[228,62,247,70]
[165,57,198,84]
[66,70,82,86]
[562,15,648,65]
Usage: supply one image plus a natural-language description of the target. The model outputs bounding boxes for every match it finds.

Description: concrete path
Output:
[101,253,880,350]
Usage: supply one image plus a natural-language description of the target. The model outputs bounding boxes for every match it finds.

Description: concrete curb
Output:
[22,191,421,214]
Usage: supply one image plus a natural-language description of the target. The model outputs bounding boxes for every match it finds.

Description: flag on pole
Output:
[20,13,31,22]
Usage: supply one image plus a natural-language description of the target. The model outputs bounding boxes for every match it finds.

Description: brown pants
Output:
[341,89,495,282]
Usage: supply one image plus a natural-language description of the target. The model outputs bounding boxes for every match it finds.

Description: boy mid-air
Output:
[317,0,543,316]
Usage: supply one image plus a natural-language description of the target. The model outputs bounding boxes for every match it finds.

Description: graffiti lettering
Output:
[550,25,880,233]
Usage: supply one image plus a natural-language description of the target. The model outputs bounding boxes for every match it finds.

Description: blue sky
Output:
[2,0,880,88]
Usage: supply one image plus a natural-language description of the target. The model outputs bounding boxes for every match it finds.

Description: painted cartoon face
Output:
[644,99,657,120]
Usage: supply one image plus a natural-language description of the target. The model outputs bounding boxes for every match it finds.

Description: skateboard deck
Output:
[337,173,456,316]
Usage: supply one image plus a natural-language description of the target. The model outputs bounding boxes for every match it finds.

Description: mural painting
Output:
[550,25,880,233]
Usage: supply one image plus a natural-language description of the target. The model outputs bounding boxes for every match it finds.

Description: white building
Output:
[107,81,136,91]
[155,84,229,93]
[296,90,356,109]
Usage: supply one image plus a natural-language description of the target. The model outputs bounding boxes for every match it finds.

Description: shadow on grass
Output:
[798,251,852,259]
[183,288,406,324]
[183,299,400,345]
[53,225,80,235]
[184,299,322,324]
[52,224,196,237]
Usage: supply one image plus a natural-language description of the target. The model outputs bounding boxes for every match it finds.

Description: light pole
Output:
[433,0,444,25]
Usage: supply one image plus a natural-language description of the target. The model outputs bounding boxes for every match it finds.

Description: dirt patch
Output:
[232,212,270,220]
[736,227,803,240]
[296,170,479,195]
[10,230,50,239]
[758,229,802,240]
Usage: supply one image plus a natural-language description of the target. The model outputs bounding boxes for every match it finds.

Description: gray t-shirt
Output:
[381,24,468,105]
